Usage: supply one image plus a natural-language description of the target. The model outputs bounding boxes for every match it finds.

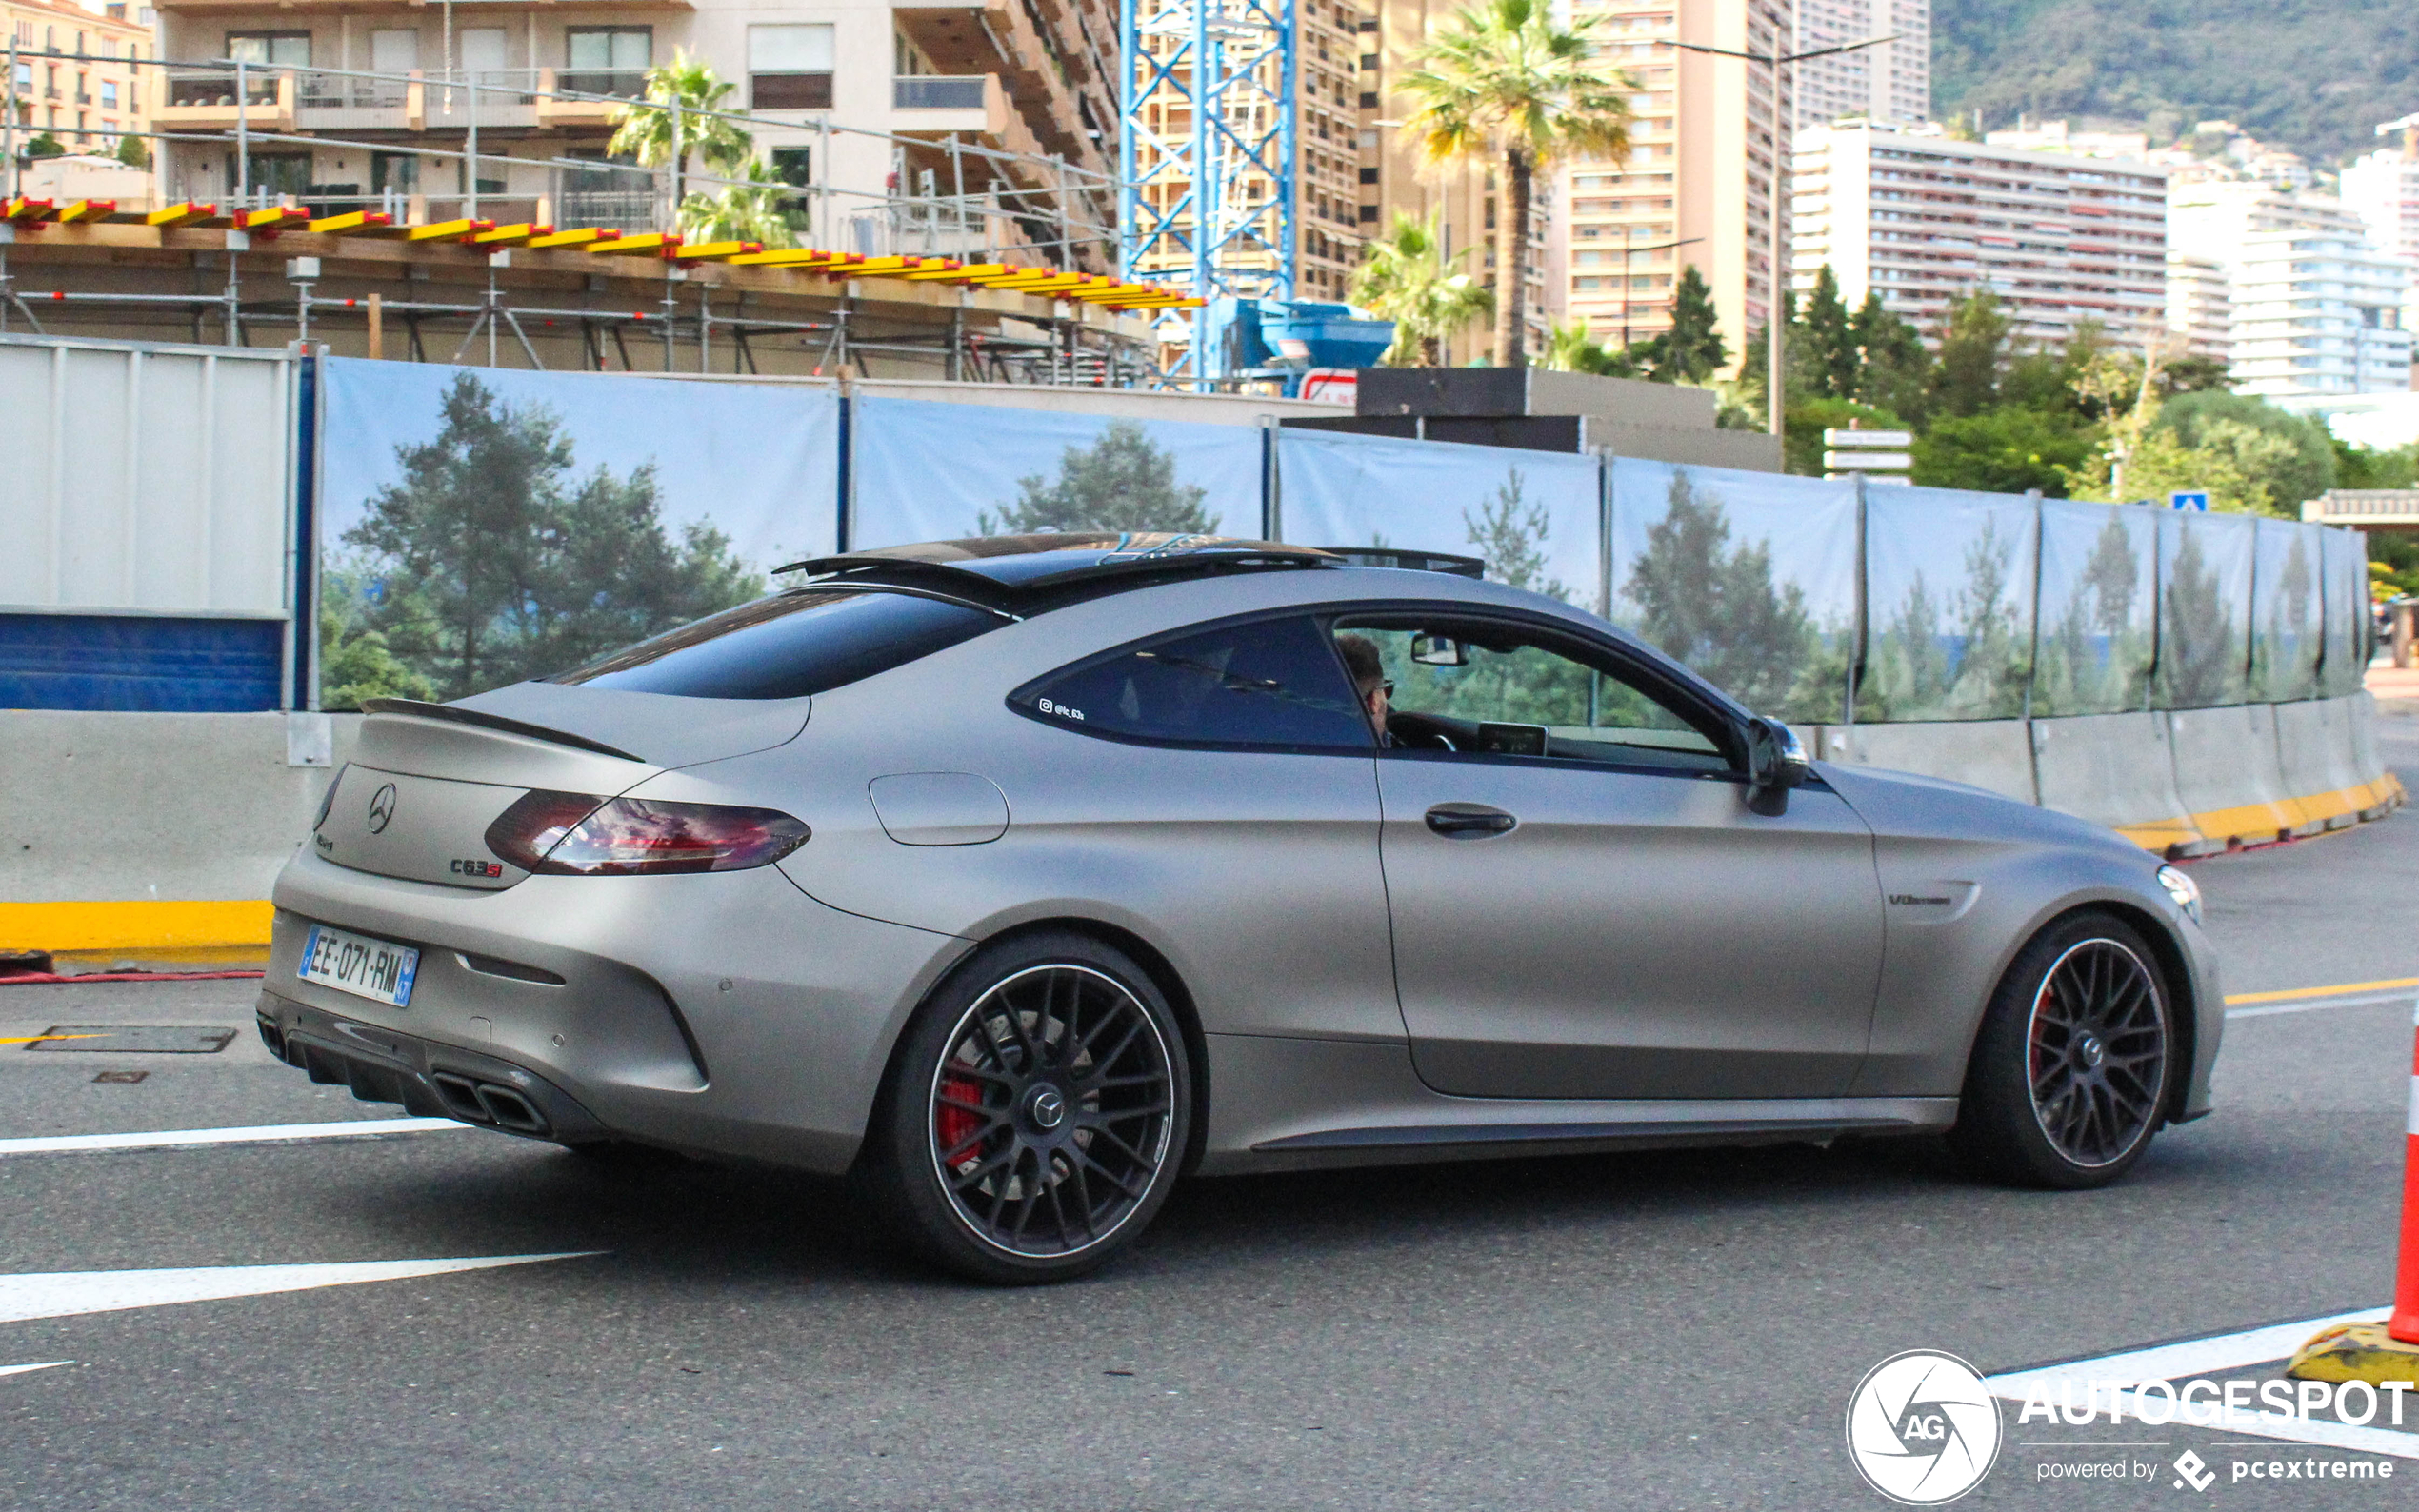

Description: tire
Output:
[860,931,1193,1284]
[1949,911,2176,1189]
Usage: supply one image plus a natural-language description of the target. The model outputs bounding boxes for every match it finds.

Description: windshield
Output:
[550,587,1004,700]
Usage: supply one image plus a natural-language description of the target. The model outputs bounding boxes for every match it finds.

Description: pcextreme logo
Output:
[1847,1350,2004,1504]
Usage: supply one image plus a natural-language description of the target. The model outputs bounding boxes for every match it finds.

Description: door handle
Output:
[1425,803,1517,838]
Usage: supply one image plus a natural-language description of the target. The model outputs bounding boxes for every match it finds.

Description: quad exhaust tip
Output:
[431,1071,550,1134]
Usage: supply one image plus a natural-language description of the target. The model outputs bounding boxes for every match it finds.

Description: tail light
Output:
[484,790,810,876]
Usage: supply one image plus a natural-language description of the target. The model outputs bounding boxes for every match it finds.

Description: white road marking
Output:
[0,1118,470,1157]
[1987,1308,2419,1461]
[2228,991,2417,1021]
[0,1254,602,1324]
[0,1361,72,1379]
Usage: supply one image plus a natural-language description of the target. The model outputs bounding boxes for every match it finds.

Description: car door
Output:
[1338,611,1886,1100]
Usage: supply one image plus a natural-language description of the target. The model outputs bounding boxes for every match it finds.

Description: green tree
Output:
[1912,406,2094,493]
[1801,265,1859,400]
[980,420,1220,534]
[1632,264,1728,383]
[1349,209,1494,366]
[1620,468,1831,719]
[319,606,437,710]
[608,51,753,209]
[343,372,759,699]
[23,132,65,160]
[677,159,809,248]
[1849,292,1932,421]
[1542,316,1640,376]
[2153,391,2336,512]
[112,133,150,170]
[1929,288,2010,418]
[1399,0,1633,367]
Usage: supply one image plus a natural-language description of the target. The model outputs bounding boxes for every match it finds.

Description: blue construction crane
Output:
[1118,0,1299,383]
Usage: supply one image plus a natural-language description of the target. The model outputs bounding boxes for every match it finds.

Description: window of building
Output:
[770,147,812,187]
[228,151,312,198]
[225,31,311,67]
[370,150,419,195]
[100,80,116,109]
[565,27,651,94]
[369,29,419,75]
[459,27,508,82]
[751,24,833,109]
[1017,616,1373,751]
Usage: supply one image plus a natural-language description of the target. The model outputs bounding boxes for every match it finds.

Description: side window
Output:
[1335,618,1732,772]
[1019,615,1373,750]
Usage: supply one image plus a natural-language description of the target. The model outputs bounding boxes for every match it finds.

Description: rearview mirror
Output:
[1744,717,1810,799]
[1410,633,1469,666]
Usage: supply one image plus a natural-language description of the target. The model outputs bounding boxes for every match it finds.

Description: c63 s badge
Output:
[450,858,505,879]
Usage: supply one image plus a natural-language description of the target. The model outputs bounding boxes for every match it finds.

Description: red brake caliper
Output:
[937,1072,986,1173]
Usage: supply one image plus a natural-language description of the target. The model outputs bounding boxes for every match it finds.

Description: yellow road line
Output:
[0,1034,110,1044]
[2224,977,2419,1006]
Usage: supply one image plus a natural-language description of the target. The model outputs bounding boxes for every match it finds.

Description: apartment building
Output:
[1542,0,1794,370]
[1125,0,1372,306]
[1358,0,1545,362]
[148,0,1118,265]
[1791,0,1925,129]
[2227,229,2411,397]
[5,0,152,154]
[2164,250,2229,362]
[1790,120,2168,350]
[2341,123,2419,336]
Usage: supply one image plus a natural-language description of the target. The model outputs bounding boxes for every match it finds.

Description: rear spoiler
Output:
[359,698,647,764]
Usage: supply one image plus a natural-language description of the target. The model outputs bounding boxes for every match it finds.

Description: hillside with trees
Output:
[1932,0,2419,165]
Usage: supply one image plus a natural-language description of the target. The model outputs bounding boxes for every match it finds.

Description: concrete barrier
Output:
[0,710,357,959]
[1809,720,2038,806]
[2273,696,2371,834]
[2166,704,2298,851]
[2029,711,2201,853]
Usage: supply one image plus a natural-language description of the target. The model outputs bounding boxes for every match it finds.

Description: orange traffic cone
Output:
[2289,1005,2419,1382]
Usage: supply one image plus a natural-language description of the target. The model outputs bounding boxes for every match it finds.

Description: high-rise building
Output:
[1544,0,1794,372]
[149,0,1120,266]
[1359,0,1548,364]
[2,0,153,156]
[2341,119,2419,337]
[2164,251,2229,362]
[1789,120,2167,349]
[1790,0,1926,129]
[2228,229,2410,397]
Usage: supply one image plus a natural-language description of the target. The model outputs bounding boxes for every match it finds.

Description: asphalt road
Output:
[5,722,2418,1511]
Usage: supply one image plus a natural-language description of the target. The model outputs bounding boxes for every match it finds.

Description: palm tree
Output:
[1398,0,1634,367]
[1349,210,1494,366]
[608,51,753,212]
[678,161,810,249]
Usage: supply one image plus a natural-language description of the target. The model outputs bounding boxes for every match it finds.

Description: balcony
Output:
[422,70,543,130]
[295,70,409,130]
[541,68,647,127]
[893,74,986,109]
[889,73,1043,162]
[892,0,1105,174]
[155,67,294,131]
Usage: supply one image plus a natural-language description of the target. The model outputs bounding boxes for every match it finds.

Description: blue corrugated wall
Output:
[0,615,285,711]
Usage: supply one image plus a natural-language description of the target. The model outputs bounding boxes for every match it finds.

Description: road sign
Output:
[1824,452,1913,471]
[1822,428,1913,448]
[2170,491,2209,512]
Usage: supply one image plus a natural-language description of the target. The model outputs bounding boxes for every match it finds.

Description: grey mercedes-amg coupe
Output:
[262,532,2220,1282]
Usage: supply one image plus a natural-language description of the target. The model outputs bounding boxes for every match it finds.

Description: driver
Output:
[1335,633,1392,743]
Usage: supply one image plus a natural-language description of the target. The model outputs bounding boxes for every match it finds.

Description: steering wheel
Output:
[1385,711,1459,750]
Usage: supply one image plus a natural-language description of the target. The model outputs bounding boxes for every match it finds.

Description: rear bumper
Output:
[265,846,974,1175]
[257,991,612,1144]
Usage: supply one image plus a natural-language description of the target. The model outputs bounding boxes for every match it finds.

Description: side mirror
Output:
[1744,717,1811,798]
[1409,633,1469,666]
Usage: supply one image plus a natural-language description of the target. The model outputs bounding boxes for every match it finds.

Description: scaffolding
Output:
[1119,0,1299,383]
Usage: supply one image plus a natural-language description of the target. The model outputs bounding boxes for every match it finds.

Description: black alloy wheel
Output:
[1950,911,2175,1189]
[2023,938,2169,1168]
[866,933,1190,1283]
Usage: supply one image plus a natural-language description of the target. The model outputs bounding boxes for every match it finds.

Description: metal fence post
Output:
[235,57,250,204]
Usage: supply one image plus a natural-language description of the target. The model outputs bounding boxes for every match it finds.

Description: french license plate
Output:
[298,924,420,1007]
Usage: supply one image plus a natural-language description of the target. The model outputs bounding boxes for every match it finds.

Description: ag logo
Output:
[1845,1350,2001,1504]
[367,784,398,834]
